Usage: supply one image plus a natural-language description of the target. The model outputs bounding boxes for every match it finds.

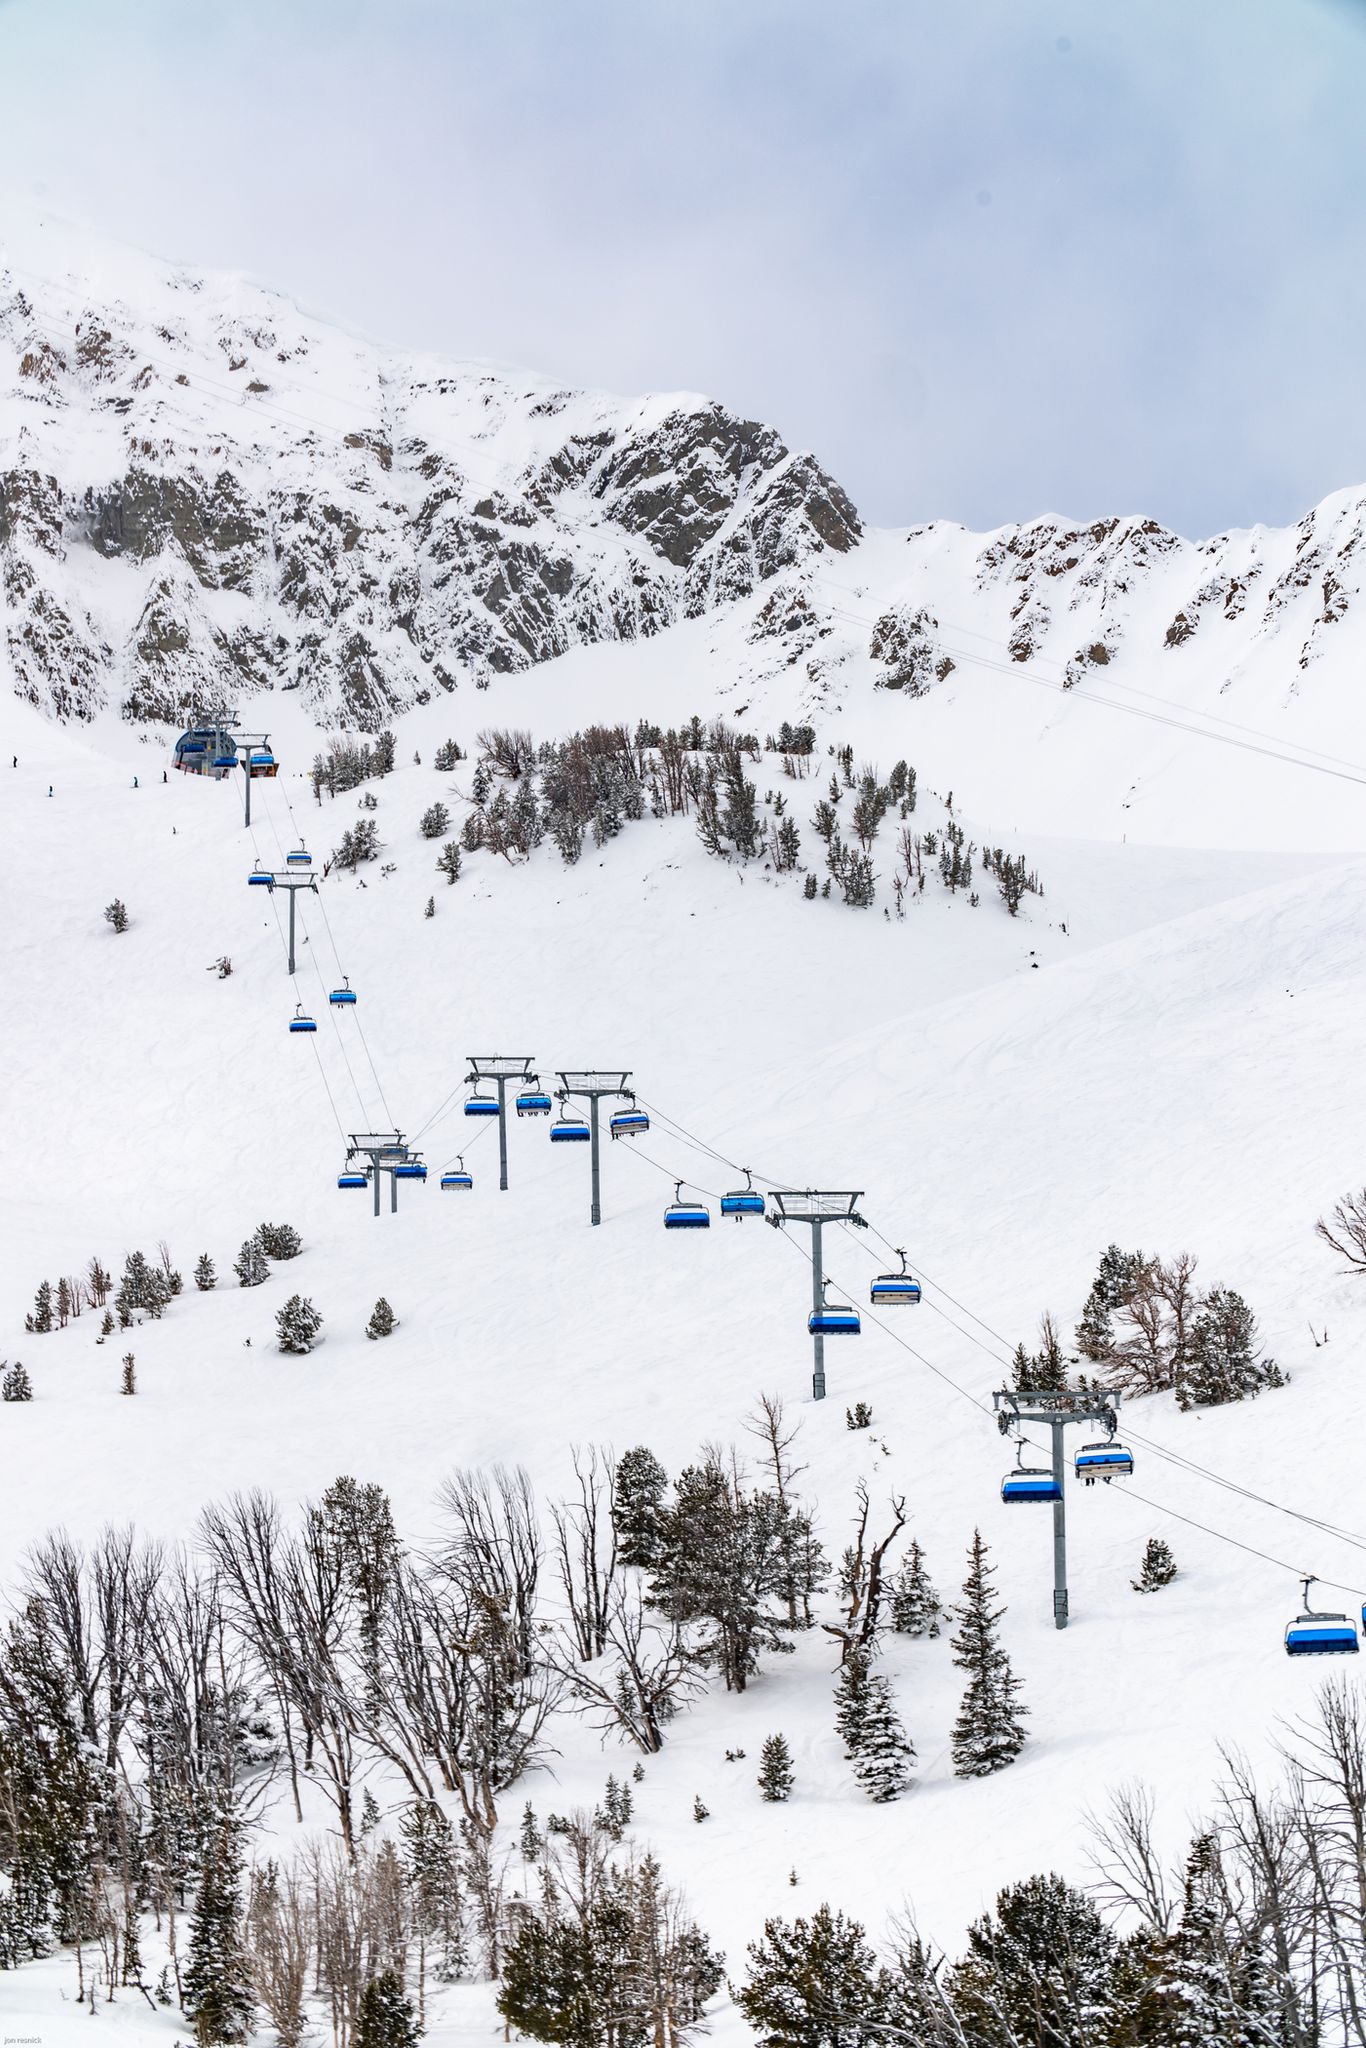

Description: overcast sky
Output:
[1,0,1363,536]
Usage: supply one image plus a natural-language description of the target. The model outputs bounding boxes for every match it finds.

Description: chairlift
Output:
[329,978,357,1006]
[808,1282,860,1336]
[515,1087,552,1117]
[664,1181,711,1229]
[550,1115,591,1143]
[465,1092,500,1118]
[610,1109,650,1139]
[1285,1576,1360,1657]
[337,1172,369,1190]
[213,754,238,770]
[441,1156,474,1191]
[289,1004,317,1034]
[720,1168,766,1219]
[286,847,312,867]
[1074,1441,1134,1485]
[1000,1438,1061,1505]
[394,1161,427,1181]
[247,867,273,888]
[870,1248,922,1306]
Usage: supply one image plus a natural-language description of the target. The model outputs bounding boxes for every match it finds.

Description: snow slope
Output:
[5,664,1366,2042]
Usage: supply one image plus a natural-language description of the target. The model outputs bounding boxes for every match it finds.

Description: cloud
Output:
[0,0,1362,535]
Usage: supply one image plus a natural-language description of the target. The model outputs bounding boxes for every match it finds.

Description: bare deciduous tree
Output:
[1317,1190,1366,1274]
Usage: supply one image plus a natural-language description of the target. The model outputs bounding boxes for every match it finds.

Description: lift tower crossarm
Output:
[992,1387,1124,1630]
[770,1190,865,1403]
[345,1131,412,1218]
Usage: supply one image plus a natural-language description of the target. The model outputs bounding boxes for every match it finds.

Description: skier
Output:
[133,775,139,789]
[162,770,168,784]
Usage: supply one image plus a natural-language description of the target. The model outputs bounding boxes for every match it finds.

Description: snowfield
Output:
[4,645,1366,2043]
[7,211,1366,2047]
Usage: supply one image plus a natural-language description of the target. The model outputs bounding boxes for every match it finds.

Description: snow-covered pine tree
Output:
[183,1806,253,2045]
[737,1907,886,2044]
[56,1277,71,1326]
[1176,1290,1284,1410]
[949,1529,1028,1778]
[692,1796,709,1823]
[234,1239,269,1288]
[120,1353,136,1395]
[757,1734,794,1803]
[257,1222,302,1260]
[104,898,129,933]
[433,739,462,772]
[366,1297,397,1340]
[612,1444,669,1567]
[2,1360,33,1401]
[355,1968,419,2048]
[31,1279,54,1333]
[275,1296,323,1354]
[1076,1244,1140,1363]
[890,1538,942,1638]
[948,1873,1118,2046]
[1133,1538,1177,1593]
[834,1648,915,1802]
[100,1309,115,1336]
[400,1797,465,1990]
[194,1254,217,1291]
[419,801,451,839]
[117,1248,168,1320]
[518,1802,542,1864]
[424,895,435,919]
[436,841,463,885]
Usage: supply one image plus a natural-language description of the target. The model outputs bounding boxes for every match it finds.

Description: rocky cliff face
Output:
[0,254,860,728]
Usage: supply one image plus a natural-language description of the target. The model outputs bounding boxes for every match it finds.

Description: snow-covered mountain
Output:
[6,210,1366,760]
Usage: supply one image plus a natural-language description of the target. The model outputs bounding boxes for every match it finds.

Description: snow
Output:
[7,217,1366,2044]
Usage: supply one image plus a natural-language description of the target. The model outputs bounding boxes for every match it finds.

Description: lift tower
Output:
[345,1134,418,1217]
[992,1386,1124,1629]
[555,1071,633,1225]
[465,1055,537,1191]
[769,1190,865,1401]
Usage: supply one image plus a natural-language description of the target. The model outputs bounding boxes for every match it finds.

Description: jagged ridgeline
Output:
[0,261,859,727]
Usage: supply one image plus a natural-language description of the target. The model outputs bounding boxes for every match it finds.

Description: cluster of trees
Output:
[740,1681,1366,2047]
[333,818,382,870]
[1010,1248,1283,1411]
[234,1223,303,1290]
[311,731,397,800]
[27,1246,187,1336]
[1075,1246,1284,1408]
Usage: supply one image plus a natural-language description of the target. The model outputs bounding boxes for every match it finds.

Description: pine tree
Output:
[948,1873,1118,2048]
[400,1797,465,1987]
[949,1529,1027,1778]
[2,1360,33,1402]
[275,1296,323,1354]
[234,1239,269,1288]
[757,1734,794,1803]
[1076,1244,1139,1362]
[117,1249,169,1321]
[1177,1291,1284,1410]
[257,1222,303,1260]
[31,1279,54,1333]
[737,1906,886,2044]
[1132,1537,1178,1593]
[692,1796,709,1822]
[436,841,463,885]
[356,1968,419,2048]
[613,1445,669,1566]
[424,894,435,919]
[100,1309,115,1337]
[104,898,130,933]
[366,1297,398,1340]
[419,801,451,839]
[803,873,818,900]
[519,1801,543,1863]
[183,1807,253,2044]
[120,1353,136,1395]
[194,1254,217,1291]
[834,1649,914,1801]
[56,1277,72,1327]
[890,1539,942,1638]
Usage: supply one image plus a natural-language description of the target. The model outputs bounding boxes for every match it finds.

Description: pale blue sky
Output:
[1,0,1363,535]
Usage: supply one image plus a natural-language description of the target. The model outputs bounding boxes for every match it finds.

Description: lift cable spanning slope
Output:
[819,595,1366,792]
[820,570,1366,782]
[629,1085,1366,1590]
